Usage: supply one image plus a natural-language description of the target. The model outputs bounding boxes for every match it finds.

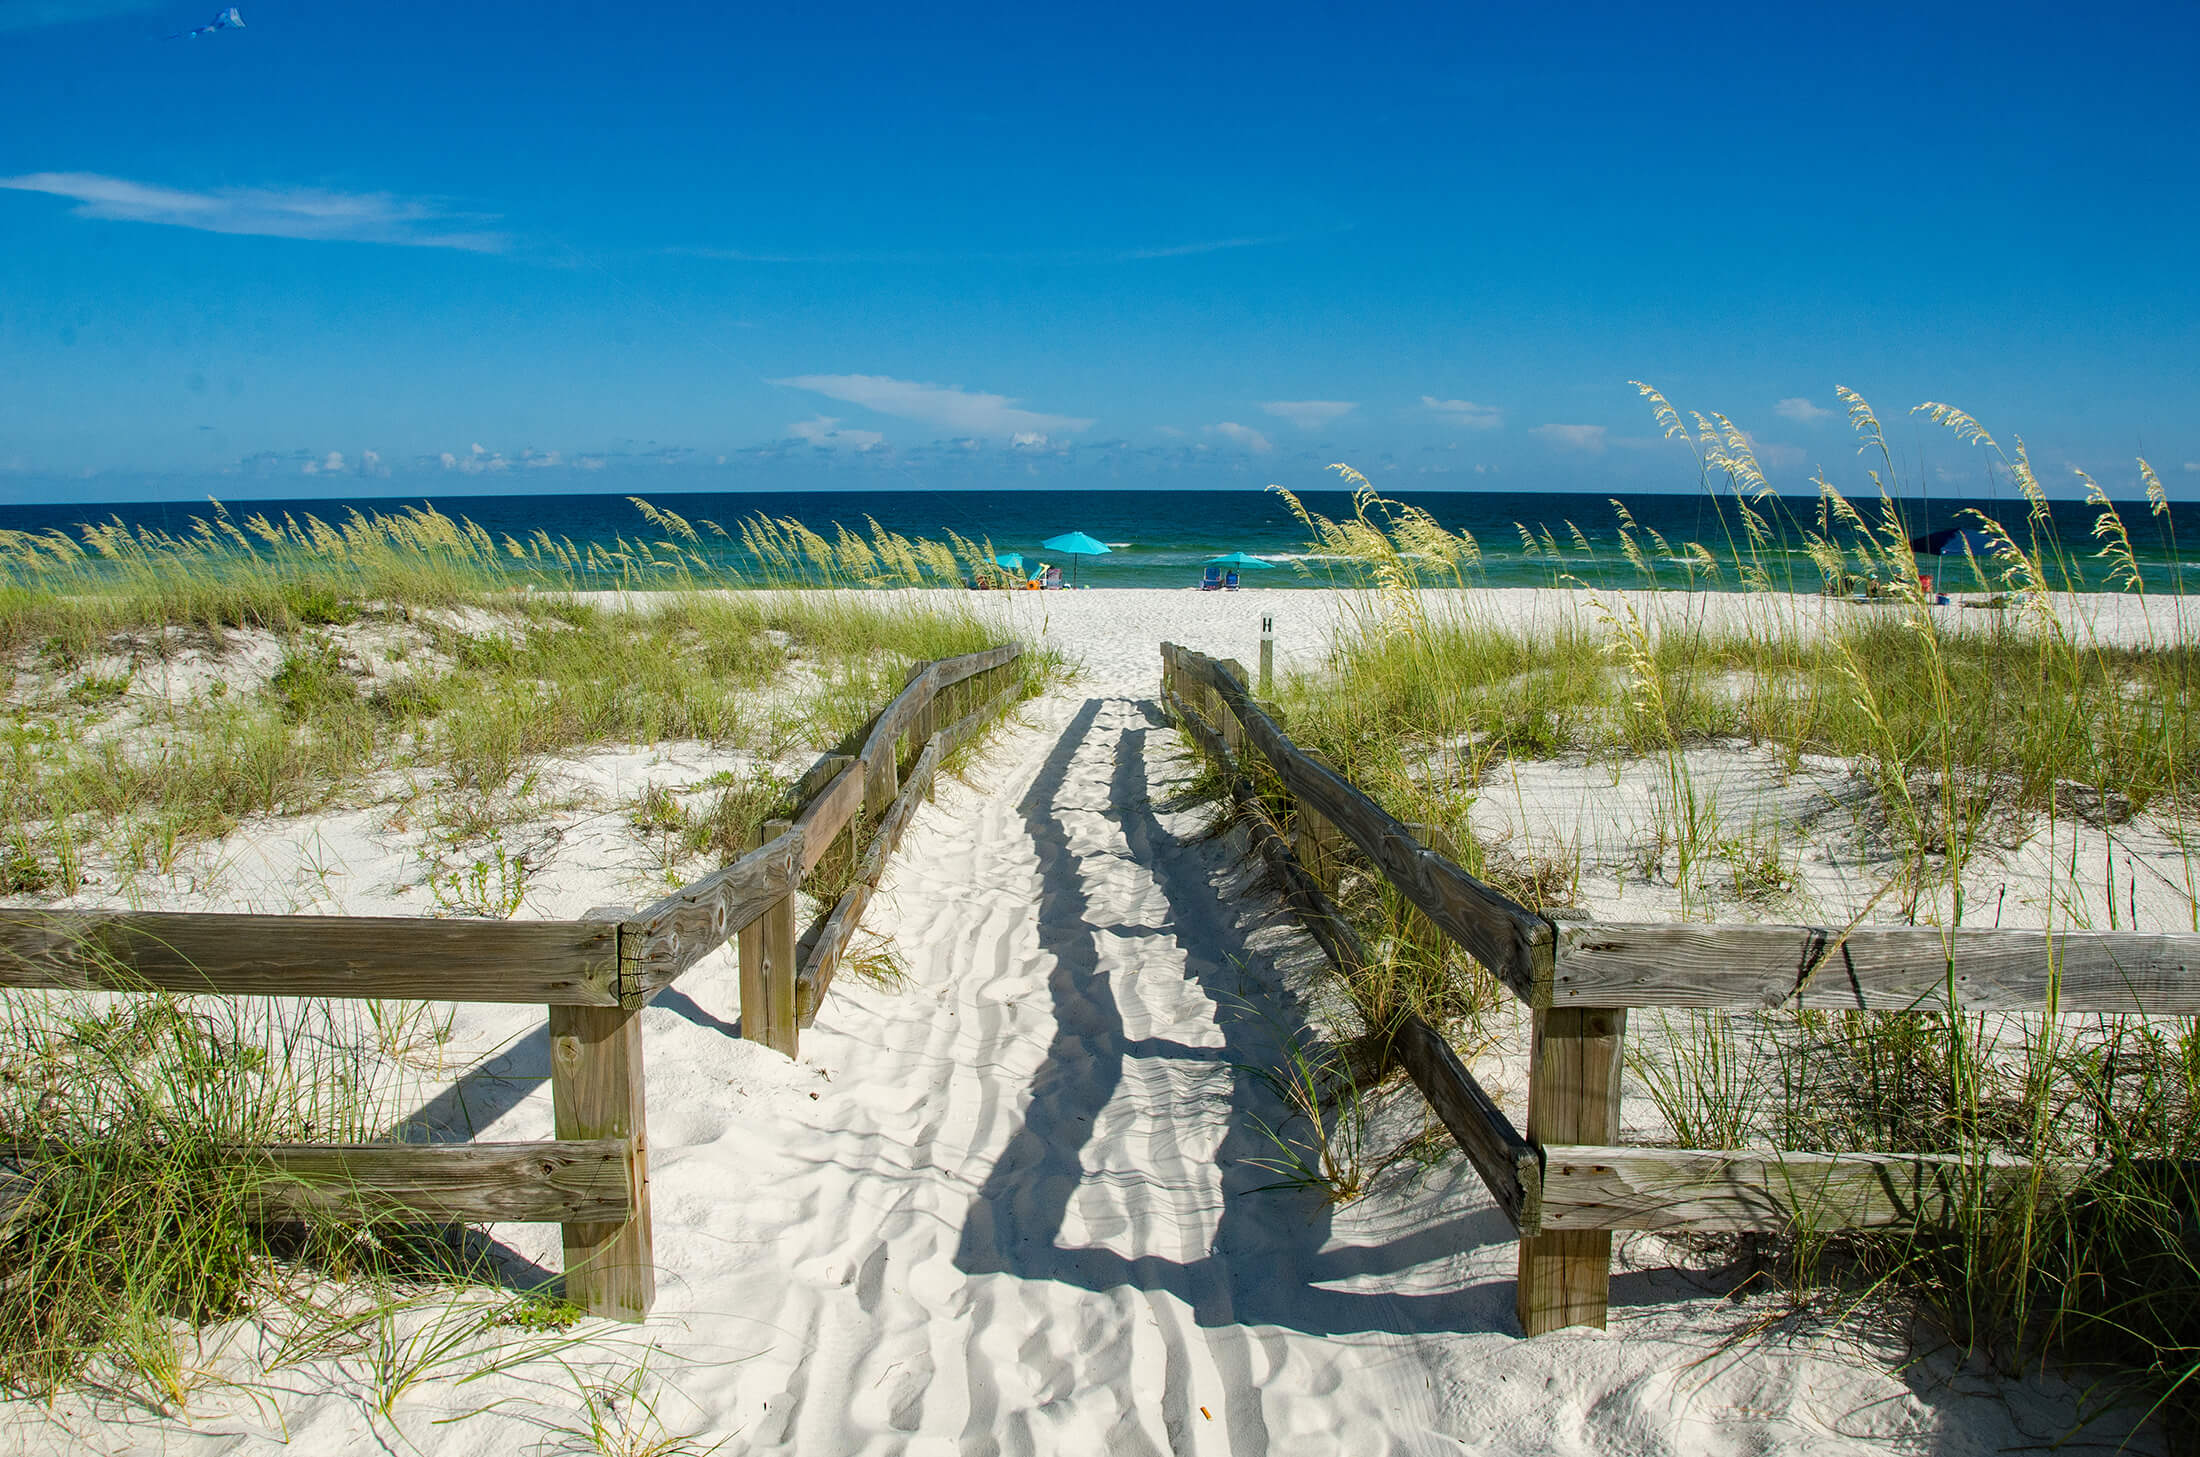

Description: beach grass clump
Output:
[0,503,1019,893]
[1268,393,2200,1431]
[0,986,502,1406]
[0,498,1043,1424]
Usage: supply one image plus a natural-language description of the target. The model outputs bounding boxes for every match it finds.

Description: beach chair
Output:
[1223,570,1240,591]
[1042,565,1064,589]
[1200,564,1223,590]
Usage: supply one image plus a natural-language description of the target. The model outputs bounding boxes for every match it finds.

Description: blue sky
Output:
[2,0,2196,503]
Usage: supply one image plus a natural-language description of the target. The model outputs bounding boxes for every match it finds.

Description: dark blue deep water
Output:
[3,488,2195,593]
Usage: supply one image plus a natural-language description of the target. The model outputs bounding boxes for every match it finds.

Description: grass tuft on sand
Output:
[1264,395,2200,1436]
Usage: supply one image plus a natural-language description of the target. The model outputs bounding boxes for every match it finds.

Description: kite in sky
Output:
[169,8,245,38]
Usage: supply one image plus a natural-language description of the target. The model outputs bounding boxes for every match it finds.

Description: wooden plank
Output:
[1176,648,1552,1003]
[735,823,769,1041]
[549,1004,654,1321]
[1516,1006,1626,1335]
[941,674,1027,756]
[1538,1144,2072,1234]
[797,665,1023,1027]
[625,831,802,1000]
[931,641,1019,692]
[1218,659,1249,753]
[794,752,856,805]
[1391,1015,1540,1231]
[794,878,876,1028]
[1170,686,1370,989]
[797,738,943,1026]
[254,1139,632,1223]
[743,818,799,1056]
[0,1139,633,1229]
[0,910,620,1006]
[1166,687,1540,1228]
[858,662,939,787]
[791,760,865,875]
[1294,753,1344,894]
[1550,921,2200,1014]
[862,669,922,821]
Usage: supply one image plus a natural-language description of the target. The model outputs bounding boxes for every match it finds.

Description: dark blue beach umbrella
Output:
[169,6,243,37]
[1040,531,1111,585]
[1910,527,2013,559]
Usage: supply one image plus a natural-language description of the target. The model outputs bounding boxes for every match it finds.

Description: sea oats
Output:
[1631,380,1689,442]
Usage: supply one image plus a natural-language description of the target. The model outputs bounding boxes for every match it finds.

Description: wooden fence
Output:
[1160,642,2200,1336]
[0,642,1027,1323]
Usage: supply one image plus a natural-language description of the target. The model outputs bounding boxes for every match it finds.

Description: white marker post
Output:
[1259,613,1274,696]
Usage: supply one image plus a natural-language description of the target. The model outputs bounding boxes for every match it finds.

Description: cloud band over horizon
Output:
[0,171,509,251]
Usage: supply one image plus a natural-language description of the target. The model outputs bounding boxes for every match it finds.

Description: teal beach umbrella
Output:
[993,551,1025,573]
[1205,551,1276,569]
[1040,531,1111,585]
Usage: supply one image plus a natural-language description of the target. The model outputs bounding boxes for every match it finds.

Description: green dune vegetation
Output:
[1260,391,2199,1436]
[0,497,1031,893]
[0,498,1043,1415]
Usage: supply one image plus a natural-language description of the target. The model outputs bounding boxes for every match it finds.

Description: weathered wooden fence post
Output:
[1407,821,1464,959]
[865,742,899,821]
[550,1000,654,1320]
[1219,659,1249,755]
[1295,749,1344,892]
[1259,614,1274,696]
[740,817,800,1058]
[1516,1006,1627,1334]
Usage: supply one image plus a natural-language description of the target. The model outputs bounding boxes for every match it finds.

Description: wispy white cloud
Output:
[1112,234,1298,261]
[787,415,885,451]
[440,443,510,474]
[1532,423,1606,452]
[772,374,1091,438]
[0,172,509,251]
[1423,396,1503,430]
[1260,400,1355,430]
[1775,397,1833,424]
[1207,422,1273,453]
[668,232,1308,266]
[2184,462,2199,473]
[0,1,162,32]
[288,448,391,478]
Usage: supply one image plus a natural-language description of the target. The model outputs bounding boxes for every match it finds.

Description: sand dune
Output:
[2,587,2162,1454]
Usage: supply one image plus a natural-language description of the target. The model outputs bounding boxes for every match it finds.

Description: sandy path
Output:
[3,592,2155,1453]
[699,686,1497,1455]
[680,672,2143,1455]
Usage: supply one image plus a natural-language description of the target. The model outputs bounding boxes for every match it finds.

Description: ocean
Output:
[2,488,2193,593]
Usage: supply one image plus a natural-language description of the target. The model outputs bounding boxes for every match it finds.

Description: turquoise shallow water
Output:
[3,487,2194,593]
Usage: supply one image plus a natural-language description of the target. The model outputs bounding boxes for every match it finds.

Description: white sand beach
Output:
[1,586,2171,1455]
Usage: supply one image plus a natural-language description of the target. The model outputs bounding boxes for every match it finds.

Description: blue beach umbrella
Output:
[169,6,244,37]
[993,551,1025,573]
[1910,527,2013,559]
[1039,531,1111,585]
[1205,551,1276,569]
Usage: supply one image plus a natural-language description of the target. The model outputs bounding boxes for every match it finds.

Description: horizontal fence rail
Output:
[0,911,622,1004]
[1551,921,2200,1014]
[0,641,1029,1325]
[0,1139,635,1231]
[1172,644,1550,1002]
[1158,641,2200,1340]
[798,664,1026,1026]
[1535,1144,2077,1235]
[1161,676,1541,1231]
